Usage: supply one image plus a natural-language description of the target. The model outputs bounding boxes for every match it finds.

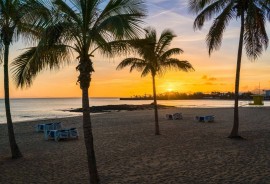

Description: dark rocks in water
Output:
[67,104,174,113]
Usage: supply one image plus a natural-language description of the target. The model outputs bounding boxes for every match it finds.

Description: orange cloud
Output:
[201,75,217,81]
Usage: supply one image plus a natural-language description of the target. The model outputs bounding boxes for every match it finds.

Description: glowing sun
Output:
[167,88,173,92]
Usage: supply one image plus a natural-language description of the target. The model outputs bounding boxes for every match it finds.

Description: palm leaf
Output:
[141,65,151,77]
[244,2,268,60]
[0,43,3,64]
[162,58,195,72]
[156,29,175,56]
[192,0,231,30]
[11,44,72,88]
[116,57,145,72]
[160,48,183,62]
[206,2,234,55]
[260,0,270,20]
[94,0,146,40]
[189,0,218,13]
[54,0,82,25]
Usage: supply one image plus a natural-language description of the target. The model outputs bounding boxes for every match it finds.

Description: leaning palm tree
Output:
[189,0,269,138]
[117,27,194,135]
[11,0,146,183]
[0,0,49,159]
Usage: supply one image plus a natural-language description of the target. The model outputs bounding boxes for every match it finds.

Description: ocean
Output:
[0,98,269,123]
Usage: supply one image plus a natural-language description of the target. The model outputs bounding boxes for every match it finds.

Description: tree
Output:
[117,27,194,135]
[0,0,49,159]
[189,0,269,138]
[11,0,146,183]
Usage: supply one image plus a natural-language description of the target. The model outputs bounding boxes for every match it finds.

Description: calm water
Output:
[0,98,269,123]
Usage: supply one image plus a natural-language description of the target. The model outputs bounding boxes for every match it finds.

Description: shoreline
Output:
[1,99,269,125]
[1,105,267,125]
[0,104,174,124]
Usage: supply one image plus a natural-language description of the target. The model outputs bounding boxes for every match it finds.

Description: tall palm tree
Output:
[0,0,49,159]
[117,27,194,135]
[11,0,146,183]
[189,0,269,138]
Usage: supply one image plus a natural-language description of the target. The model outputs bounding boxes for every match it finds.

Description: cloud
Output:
[148,0,188,14]
[201,75,217,81]
[208,77,217,81]
[218,83,226,85]
[241,85,249,90]
[145,1,195,32]
[202,75,207,80]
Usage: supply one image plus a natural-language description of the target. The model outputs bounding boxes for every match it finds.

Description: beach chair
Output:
[45,128,79,142]
[166,113,183,120]
[195,115,215,122]
[166,114,173,120]
[35,122,62,132]
[68,128,79,139]
[172,113,183,120]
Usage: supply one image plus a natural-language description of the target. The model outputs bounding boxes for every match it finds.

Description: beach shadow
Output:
[227,135,247,140]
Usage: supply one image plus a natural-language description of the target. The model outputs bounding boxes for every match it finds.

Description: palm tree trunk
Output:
[152,75,160,135]
[229,11,245,138]
[3,44,23,158]
[82,86,99,183]
[78,57,99,184]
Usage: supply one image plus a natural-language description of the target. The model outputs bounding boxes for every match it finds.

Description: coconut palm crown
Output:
[117,27,194,135]
[189,0,270,138]
[11,0,146,183]
[0,0,50,159]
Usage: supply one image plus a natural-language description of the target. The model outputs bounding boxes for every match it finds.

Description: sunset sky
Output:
[1,0,270,98]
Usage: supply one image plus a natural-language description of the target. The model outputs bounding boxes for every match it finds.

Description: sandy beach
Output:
[1,107,270,183]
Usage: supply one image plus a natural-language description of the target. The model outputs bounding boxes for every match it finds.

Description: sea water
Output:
[0,98,269,123]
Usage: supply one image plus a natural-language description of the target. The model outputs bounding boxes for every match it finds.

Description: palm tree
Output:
[11,0,146,183]
[188,0,269,138]
[0,0,49,159]
[117,27,194,135]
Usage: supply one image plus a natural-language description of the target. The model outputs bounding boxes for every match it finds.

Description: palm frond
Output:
[192,0,231,30]
[20,0,51,26]
[141,65,151,77]
[107,31,155,60]
[40,19,78,51]
[54,0,82,25]
[116,57,145,72]
[11,44,72,88]
[18,23,45,45]
[189,0,218,13]
[0,43,3,64]
[88,31,114,57]
[206,3,234,55]
[94,0,146,40]
[82,0,100,29]
[244,2,269,60]
[98,39,135,57]
[162,58,195,72]
[260,0,270,21]
[144,27,156,42]
[156,29,175,56]
[160,48,183,62]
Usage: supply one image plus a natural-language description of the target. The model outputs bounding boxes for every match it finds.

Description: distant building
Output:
[263,90,270,100]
